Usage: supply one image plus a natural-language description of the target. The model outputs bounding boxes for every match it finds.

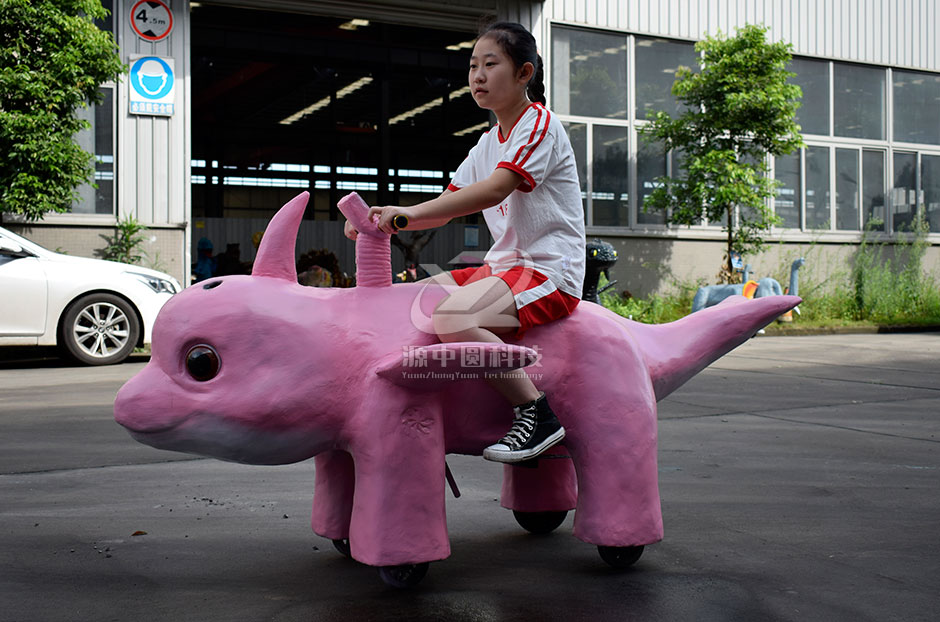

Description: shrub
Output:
[599,227,940,327]
[100,215,148,265]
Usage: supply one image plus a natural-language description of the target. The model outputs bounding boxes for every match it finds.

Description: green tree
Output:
[641,24,803,282]
[100,214,148,265]
[0,0,125,221]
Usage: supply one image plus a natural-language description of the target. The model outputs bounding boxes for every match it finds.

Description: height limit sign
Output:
[130,0,174,42]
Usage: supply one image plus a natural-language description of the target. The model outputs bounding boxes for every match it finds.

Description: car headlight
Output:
[127,271,180,294]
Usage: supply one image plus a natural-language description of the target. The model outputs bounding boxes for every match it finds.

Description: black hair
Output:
[477,21,546,105]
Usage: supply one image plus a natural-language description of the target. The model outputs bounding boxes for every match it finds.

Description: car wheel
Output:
[61,293,140,365]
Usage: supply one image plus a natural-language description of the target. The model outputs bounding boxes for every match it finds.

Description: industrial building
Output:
[7,0,939,293]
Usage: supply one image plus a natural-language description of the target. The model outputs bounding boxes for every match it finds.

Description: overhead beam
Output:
[194,0,496,32]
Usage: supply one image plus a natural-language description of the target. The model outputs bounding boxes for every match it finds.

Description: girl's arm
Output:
[406,189,455,230]
[368,168,522,234]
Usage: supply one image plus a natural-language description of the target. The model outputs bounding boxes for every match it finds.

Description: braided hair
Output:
[478,21,546,105]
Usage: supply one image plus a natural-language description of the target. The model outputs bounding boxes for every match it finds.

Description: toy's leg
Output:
[346,397,450,567]
[565,396,663,547]
[500,446,577,512]
[310,450,355,540]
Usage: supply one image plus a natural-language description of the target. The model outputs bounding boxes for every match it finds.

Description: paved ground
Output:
[1,333,938,622]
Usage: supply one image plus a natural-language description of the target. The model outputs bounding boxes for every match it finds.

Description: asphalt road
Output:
[1,334,938,622]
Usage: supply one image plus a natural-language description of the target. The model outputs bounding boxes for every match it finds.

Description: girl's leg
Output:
[431,276,540,405]
[432,276,565,463]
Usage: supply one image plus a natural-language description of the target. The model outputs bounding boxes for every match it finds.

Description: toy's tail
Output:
[624,295,801,401]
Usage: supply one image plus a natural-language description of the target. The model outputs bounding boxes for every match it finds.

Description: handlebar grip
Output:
[392,214,409,231]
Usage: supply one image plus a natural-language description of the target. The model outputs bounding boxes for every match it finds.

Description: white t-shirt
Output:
[449,102,586,300]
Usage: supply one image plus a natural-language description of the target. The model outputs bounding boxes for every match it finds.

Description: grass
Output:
[600,219,940,329]
[598,274,704,324]
[599,279,695,325]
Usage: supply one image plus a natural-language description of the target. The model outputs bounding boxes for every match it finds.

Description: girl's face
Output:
[468,35,532,112]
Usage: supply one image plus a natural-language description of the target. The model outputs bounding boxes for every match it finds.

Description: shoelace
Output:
[500,407,538,449]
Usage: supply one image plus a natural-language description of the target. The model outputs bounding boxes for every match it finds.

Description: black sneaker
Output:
[483,393,565,463]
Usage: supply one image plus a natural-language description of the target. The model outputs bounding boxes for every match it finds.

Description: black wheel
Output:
[60,293,140,365]
[332,538,351,558]
[512,510,568,535]
[377,562,429,588]
[598,545,644,569]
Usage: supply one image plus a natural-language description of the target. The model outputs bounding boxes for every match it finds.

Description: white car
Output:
[0,226,181,365]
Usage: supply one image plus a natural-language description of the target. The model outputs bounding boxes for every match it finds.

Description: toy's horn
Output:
[251,191,308,281]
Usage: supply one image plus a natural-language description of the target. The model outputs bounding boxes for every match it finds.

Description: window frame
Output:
[545,19,939,243]
[549,23,697,233]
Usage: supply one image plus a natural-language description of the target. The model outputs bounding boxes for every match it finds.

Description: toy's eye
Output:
[186,344,220,381]
[592,249,598,256]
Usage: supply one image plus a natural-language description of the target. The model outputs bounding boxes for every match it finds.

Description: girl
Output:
[347,22,585,463]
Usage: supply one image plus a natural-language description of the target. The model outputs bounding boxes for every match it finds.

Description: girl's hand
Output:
[367,206,408,235]
[343,219,358,241]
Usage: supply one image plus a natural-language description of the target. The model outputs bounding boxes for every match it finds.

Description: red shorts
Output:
[449,265,580,339]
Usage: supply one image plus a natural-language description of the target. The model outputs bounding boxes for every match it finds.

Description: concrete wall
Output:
[600,233,940,299]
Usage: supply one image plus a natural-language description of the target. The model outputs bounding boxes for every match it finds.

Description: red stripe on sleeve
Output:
[447,183,461,192]
[518,107,551,168]
[497,162,536,192]
[512,106,544,165]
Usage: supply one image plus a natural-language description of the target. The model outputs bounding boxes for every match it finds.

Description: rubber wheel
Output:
[377,563,429,588]
[598,545,644,569]
[512,510,568,535]
[332,538,351,558]
[61,293,140,365]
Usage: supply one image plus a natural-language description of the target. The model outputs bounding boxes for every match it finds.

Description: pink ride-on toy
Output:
[114,192,800,588]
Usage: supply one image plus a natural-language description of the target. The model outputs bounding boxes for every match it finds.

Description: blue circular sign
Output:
[130,57,174,100]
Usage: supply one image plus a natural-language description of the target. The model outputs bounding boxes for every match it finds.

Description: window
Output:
[634,37,697,120]
[73,88,115,215]
[547,24,935,242]
[805,146,830,229]
[789,57,830,136]
[95,0,114,33]
[774,152,801,228]
[922,155,940,232]
[892,152,917,231]
[552,26,632,227]
[591,125,629,226]
[636,135,666,225]
[835,148,859,230]
[775,148,895,233]
[833,63,885,140]
[552,27,628,119]
[563,122,588,221]
[862,150,886,231]
[737,151,765,226]
[893,69,940,145]
[93,89,115,214]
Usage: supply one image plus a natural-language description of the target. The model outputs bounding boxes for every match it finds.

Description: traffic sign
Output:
[130,0,174,42]
[128,56,175,116]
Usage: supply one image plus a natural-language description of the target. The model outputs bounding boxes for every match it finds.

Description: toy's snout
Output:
[114,365,188,434]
